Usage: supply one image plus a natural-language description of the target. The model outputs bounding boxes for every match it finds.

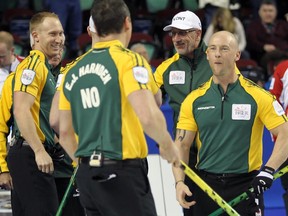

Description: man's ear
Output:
[196,30,202,42]
[87,27,92,37]
[235,51,241,61]
[124,16,131,32]
[9,46,15,56]
[32,31,39,43]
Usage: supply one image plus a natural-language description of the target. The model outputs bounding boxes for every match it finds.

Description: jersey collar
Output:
[93,40,124,49]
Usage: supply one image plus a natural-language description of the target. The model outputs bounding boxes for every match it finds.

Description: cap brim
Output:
[163,24,193,31]
[163,25,172,31]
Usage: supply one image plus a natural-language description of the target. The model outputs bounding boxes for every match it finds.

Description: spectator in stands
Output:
[269,59,288,216]
[246,0,288,80]
[203,7,249,59]
[241,66,265,87]
[276,0,288,21]
[0,31,24,94]
[270,59,288,114]
[250,0,262,19]
[198,0,230,31]
[44,0,82,59]
[130,43,155,72]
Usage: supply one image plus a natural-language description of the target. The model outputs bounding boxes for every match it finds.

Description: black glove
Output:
[251,166,274,196]
[49,143,65,162]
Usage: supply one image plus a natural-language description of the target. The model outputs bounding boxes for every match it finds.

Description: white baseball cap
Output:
[89,16,97,33]
[163,10,202,31]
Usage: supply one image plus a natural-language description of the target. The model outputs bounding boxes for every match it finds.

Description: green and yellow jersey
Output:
[59,40,158,159]
[154,41,241,129]
[154,42,212,125]
[13,50,56,148]
[178,74,287,173]
[0,72,15,173]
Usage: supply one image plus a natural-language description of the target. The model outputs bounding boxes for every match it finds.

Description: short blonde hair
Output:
[29,12,59,33]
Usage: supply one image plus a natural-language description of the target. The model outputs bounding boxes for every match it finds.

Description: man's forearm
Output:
[14,110,44,153]
[266,137,288,170]
[142,108,173,148]
[172,140,190,182]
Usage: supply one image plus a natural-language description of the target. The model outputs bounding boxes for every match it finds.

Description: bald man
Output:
[0,31,24,94]
[172,31,288,215]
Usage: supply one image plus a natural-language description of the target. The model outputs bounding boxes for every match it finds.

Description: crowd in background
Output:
[0,0,288,215]
[0,0,287,86]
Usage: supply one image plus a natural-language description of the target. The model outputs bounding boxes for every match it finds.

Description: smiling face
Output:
[32,16,65,59]
[170,28,202,58]
[206,31,241,78]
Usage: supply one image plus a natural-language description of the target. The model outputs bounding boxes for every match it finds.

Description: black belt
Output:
[198,170,258,179]
[79,157,146,167]
[10,137,63,160]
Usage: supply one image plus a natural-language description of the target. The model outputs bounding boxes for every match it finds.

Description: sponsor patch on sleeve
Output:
[56,74,64,88]
[21,69,35,85]
[132,66,148,84]
[273,100,285,116]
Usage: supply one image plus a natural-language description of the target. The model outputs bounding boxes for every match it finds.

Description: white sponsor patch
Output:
[21,69,35,85]
[56,74,64,88]
[132,66,148,84]
[169,70,185,84]
[232,104,251,120]
[273,100,285,116]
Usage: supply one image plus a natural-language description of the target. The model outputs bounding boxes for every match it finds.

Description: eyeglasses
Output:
[169,29,196,37]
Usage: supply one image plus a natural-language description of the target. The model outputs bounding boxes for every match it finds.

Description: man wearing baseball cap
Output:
[154,10,212,215]
[163,10,202,32]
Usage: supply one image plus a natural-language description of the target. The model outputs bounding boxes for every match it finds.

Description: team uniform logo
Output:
[169,70,185,84]
[232,104,251,120]
[21,69,35,85]
[133,66,148,84]
[272,100,285,116]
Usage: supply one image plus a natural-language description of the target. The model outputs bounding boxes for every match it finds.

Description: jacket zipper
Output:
[218,85,227,120]
[221,94,226,120]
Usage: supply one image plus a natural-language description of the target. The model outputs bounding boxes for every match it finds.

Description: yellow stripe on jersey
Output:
[0,72,15,173]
